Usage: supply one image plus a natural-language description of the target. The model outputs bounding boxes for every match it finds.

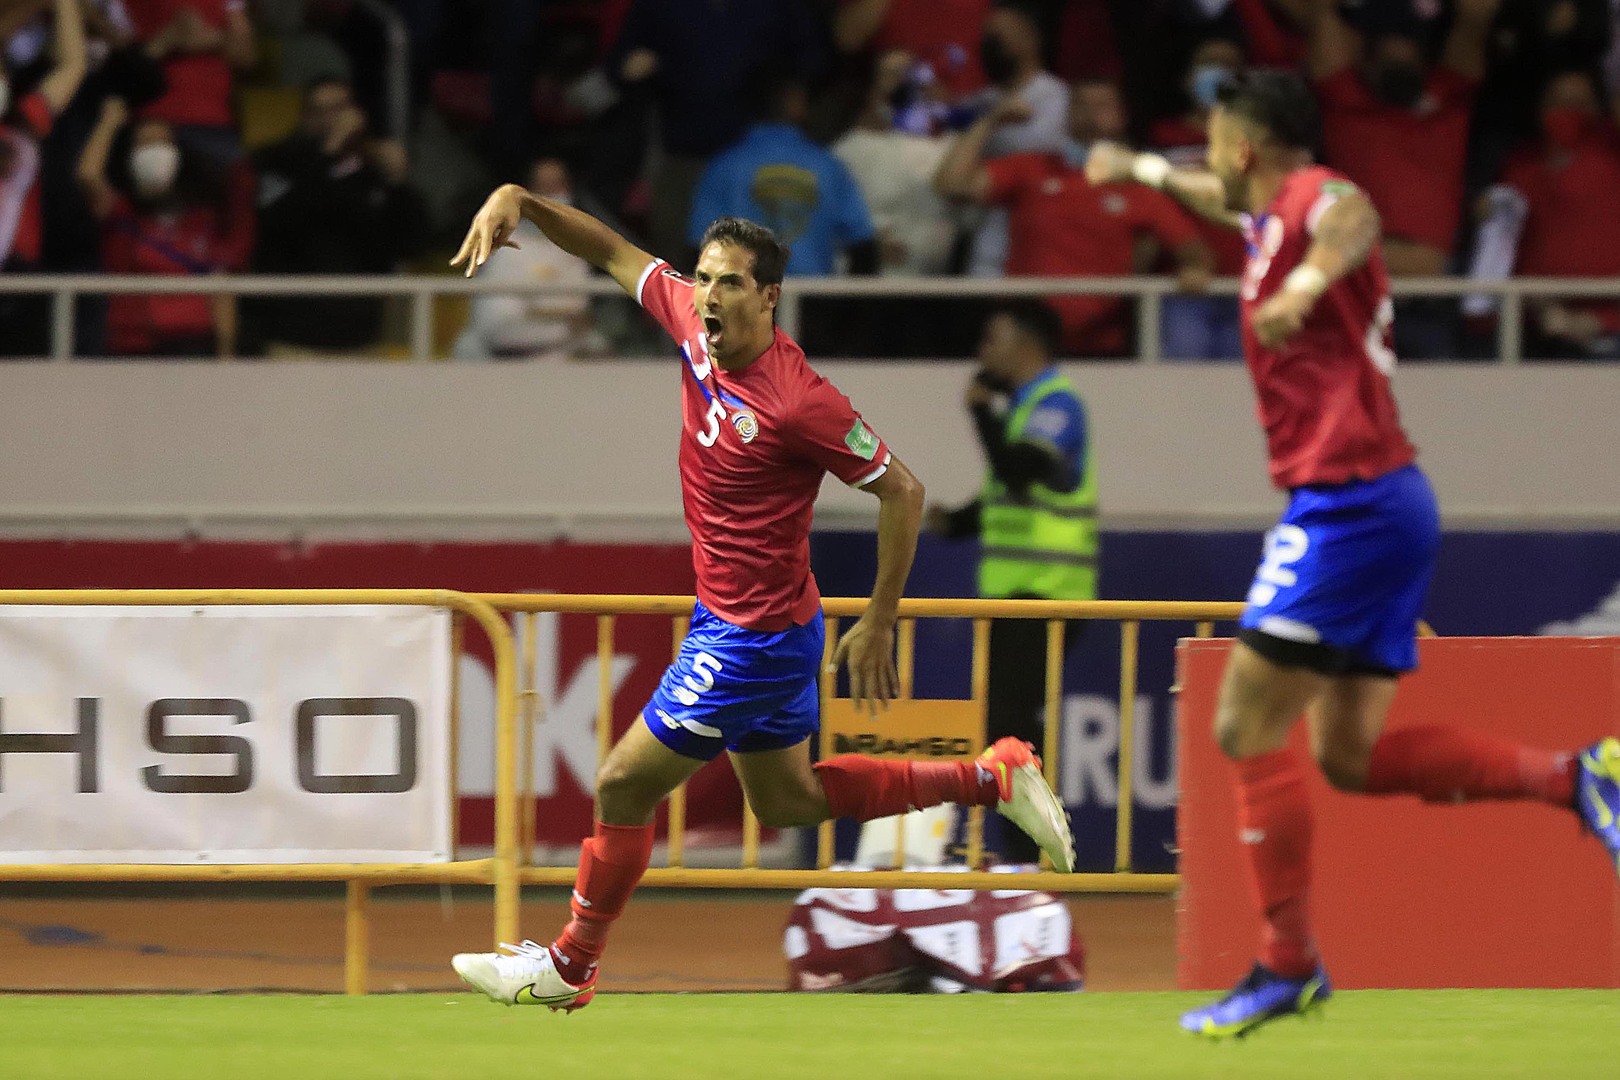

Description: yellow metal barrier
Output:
[0,590,1246,993]
[480,594,1245,895]
[0,589,520,995]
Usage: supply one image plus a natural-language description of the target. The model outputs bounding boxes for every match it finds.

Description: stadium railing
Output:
[479,594,1245,895]
[0,274,1611,363]
[0,589,1252,992]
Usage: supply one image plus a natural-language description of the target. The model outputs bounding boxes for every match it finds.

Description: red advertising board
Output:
[1177,637,1620,989]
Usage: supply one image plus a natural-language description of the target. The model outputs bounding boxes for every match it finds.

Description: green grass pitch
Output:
[2,990,1614,1079]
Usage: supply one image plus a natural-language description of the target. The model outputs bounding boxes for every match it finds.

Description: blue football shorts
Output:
[1239,463,1440,675]
[642,600,825,761]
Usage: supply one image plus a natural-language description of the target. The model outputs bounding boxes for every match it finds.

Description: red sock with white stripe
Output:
[1234,748,1318,978]
[550,821,654,985]
[812,755,1000,820]
[1365,725,1577,806]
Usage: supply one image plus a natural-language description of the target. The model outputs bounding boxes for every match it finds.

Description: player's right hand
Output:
[830,615,899,717]
[1084,142,1136,187]
[451,184,525,277]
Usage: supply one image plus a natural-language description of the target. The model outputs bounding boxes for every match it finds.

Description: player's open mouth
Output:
[703,315,722,338]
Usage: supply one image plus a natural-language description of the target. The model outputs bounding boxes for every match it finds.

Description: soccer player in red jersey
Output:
[444,187,1076,1010]
[1087,70,1620,1038]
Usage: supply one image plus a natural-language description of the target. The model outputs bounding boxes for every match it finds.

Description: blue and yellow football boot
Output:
[1180,962,1331,1039]
[1575,736,1620,876]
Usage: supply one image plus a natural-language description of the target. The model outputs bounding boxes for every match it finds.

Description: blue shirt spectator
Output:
[687,79,877,277]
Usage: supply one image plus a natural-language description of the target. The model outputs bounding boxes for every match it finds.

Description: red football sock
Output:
[1234,748,1318,978]
[812,755,998,821]
[551,821,654,984]
[1365,725,1577,807]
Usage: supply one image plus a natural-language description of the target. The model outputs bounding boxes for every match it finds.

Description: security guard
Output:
[927,301,1095,864]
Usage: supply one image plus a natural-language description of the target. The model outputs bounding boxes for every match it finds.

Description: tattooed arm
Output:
[1251,189,1381,347]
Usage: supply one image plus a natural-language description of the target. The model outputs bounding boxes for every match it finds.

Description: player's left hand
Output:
[1252,288,1316,348]
[830,615,898,716]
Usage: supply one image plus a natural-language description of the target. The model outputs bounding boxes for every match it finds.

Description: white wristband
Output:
[1130,153,1172,189]
[1282,265,1328,299]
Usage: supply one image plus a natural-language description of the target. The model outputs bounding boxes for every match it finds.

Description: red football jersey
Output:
[1238,166,1416,489]
[636,260,892,631]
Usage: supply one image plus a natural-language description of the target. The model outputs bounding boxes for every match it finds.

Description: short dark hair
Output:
[992,0,1045,34]
[1215,69,1319,151]
[991,300,1064,356]
[696,217,790,287]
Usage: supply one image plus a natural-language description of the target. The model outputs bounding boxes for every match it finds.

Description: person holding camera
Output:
[926,300,1095,865]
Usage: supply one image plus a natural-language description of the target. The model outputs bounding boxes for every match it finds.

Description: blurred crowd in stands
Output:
[1,0,1617,360]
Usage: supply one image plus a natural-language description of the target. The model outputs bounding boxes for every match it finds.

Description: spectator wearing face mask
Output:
[1480,69,1620,359]
[935,79,1213,356]
[1147,36,1249,359]
[832,48,971,355]
[961,0,1070,277]
[76,95,255,357]
[1307,0,1501,358]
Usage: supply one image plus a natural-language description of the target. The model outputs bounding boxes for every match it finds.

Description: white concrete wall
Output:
[0,360,1613,534]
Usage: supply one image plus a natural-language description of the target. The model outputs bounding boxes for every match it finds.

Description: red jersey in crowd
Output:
[124,0,244,128]
[984,152,1200,354]
[1315,68,1477,254]
[100,167,254,353]
[1238,166,1416,489]
[636,260,892,631]
[3,93,56,265]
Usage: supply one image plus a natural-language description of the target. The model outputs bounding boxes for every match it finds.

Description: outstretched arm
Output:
[1251,189,1381,347]
[1085,142,1242,231]
[452,183,656,295]
[1440,0,1501,80]
[76,95,126,221]
[36,0,88,114]
[830,455,924,714]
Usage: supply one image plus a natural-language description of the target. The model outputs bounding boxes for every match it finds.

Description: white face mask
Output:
[131,142,181,197]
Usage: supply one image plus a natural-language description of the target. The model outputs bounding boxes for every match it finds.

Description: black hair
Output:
[740,64,807,125]
[991,0,1046,37]
[991,300,1064,356]
[696,217,790,287]
[1214,69,1320,151]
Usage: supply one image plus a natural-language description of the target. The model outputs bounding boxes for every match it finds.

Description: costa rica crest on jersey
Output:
[732,410,760,443]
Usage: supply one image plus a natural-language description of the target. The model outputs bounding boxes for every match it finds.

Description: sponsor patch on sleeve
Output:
[844,420,879,461]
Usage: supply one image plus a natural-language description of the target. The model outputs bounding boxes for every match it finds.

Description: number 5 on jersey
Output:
[697,398,726,447]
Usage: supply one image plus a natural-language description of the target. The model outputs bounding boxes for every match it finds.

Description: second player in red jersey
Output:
[1087,69,1618,1040]
[636,259,891,630]
[1235,165,1414,488]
